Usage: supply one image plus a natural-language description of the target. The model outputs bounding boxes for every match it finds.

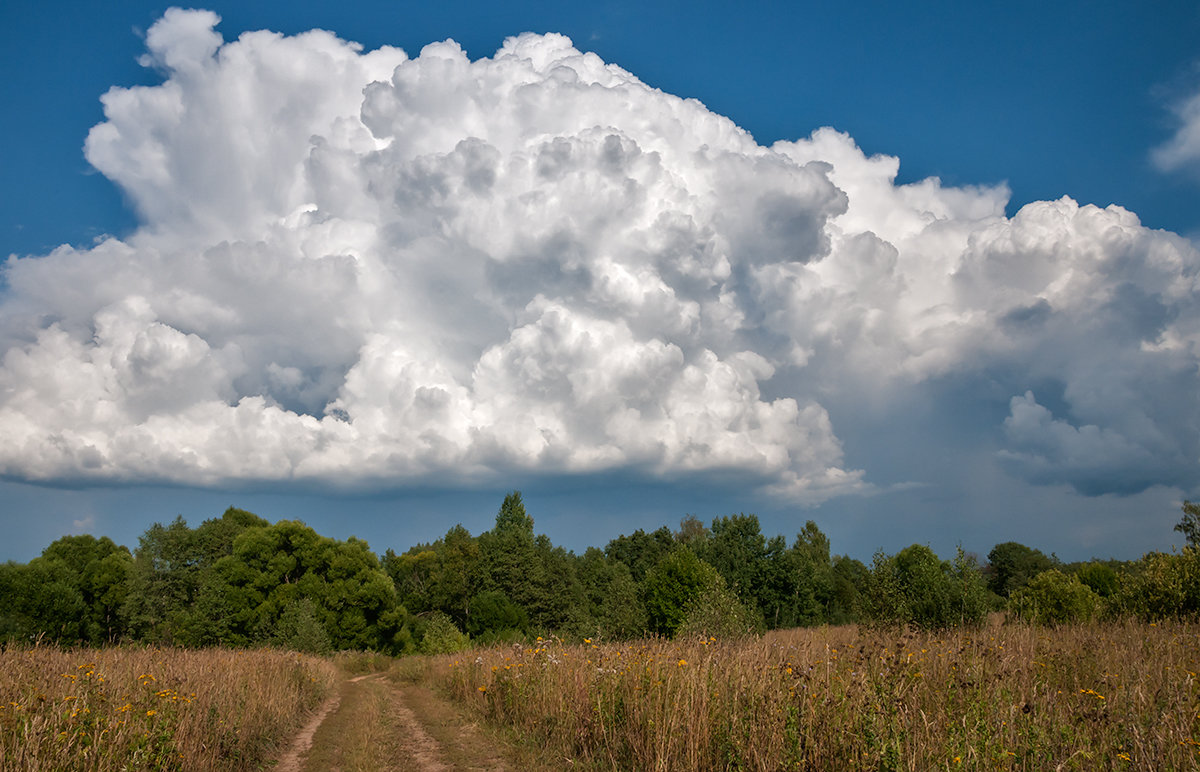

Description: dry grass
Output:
[422,620,1200,770]
[0,645,337,771]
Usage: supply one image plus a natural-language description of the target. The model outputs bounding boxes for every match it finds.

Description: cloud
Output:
[1,9,1198,504]
[1153,89,1200,172]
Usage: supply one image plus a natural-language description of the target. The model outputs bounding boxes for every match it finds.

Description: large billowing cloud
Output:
[1,8,1197,504]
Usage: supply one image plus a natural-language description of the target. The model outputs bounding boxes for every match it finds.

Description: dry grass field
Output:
[423,619,1200,770]
[0,646,336,771]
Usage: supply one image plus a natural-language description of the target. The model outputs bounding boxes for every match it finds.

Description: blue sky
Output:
[1,1,1199,563]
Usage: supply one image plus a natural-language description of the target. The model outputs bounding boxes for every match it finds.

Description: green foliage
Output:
[605,526,675,582]
[1174,500,1200,547]
[986,541,1056,598]
[1072,561,1120,598]
[677,582,762,641]
[466,590,527,637]
[1111,548,1200,621]
[420,611,470,654]
[1009,569,1100,625]
[641,547,724,637]
[273,598,333,654]
[866,545,988,630]
[0,535,133,645]
[2,492,1183,653]
[828,555,869,624]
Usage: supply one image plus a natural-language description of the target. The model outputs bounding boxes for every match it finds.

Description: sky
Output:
[2,1,1200,564]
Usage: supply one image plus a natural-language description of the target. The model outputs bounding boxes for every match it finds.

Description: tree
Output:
[986,542,1056,598]
[605,527,675,582]
[478,492,545,628]
[641,547,724,637]
[466,590,527,638]
[35,535,133,644]
[698,514,766,598]
[828,555,869,624]
[1175,500,1200,547]
[867,544,988,630]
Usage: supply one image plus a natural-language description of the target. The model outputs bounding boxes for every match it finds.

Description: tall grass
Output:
[0,645,336,770]
[422,621,1200,770]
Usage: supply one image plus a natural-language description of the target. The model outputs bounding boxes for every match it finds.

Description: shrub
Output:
[1111,548,1200,620]
[1009,569,1100,625]
[273,597,333,654]
[677,583,762,640]
[421,611,471,654]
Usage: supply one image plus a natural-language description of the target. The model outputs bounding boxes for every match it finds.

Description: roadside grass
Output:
[0,645,336,771]
[420,620,1200,770]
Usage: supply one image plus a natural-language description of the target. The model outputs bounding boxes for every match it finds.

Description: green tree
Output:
[1072,561,1120,598]
[35,535,133,644]
[1111,548,1200,621]
[273,598,333,653]
[206,520,409,652]
[1175,500,1200,547]
[577,548,647,640]
[985,541,1056,598]
[828,555,869,624]
[867,544,987,629]
[641,547,724,637]
[420,611,470,654]
[1009,569,1100,625]
[605,527,675,582]
[698,514,766,599]
[465,590,527,638]
[123,509,267,644]
[677,582,761,640]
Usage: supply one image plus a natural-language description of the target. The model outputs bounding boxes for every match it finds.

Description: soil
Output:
[273,667,519,771]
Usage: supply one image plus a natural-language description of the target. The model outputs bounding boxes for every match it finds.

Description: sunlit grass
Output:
[0,645,336,771]
[419,619,1200,770]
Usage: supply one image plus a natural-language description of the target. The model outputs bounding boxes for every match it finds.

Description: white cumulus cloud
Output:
[1,9,1198,504]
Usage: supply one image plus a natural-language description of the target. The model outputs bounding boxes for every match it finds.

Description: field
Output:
[0,646,336,771]
[423,619,1200,770]
[2,620,1198,770]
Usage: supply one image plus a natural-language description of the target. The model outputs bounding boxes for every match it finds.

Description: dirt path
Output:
[274,668,513,772]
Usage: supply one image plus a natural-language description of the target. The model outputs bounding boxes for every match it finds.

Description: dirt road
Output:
[275,668,513,771]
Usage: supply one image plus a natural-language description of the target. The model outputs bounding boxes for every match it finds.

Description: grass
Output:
[420,620,1200,770]
[0,645,336,771]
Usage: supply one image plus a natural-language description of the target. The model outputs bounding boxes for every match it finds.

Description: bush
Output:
[421,611,471,654]
[273,598,333,654]
[1111,548,1200,621]
[1009,570,1100,625]
[677,583,763,641]
[466,590,527,637]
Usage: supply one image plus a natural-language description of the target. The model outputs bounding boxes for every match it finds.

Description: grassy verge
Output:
[421,621,1200,770]
[0,645,336,770]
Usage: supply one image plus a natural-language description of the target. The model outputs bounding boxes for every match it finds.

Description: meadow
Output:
[0,646,336,771]
[422,619,1200,771]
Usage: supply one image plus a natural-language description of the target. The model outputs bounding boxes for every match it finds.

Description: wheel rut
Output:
[275,667,510,771]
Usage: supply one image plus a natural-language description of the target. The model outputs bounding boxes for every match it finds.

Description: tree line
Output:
[2,493,1198,654]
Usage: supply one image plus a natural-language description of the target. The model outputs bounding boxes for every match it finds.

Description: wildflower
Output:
[678,659,688,667]
[146,710,156,717]
[477,686,486,693]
